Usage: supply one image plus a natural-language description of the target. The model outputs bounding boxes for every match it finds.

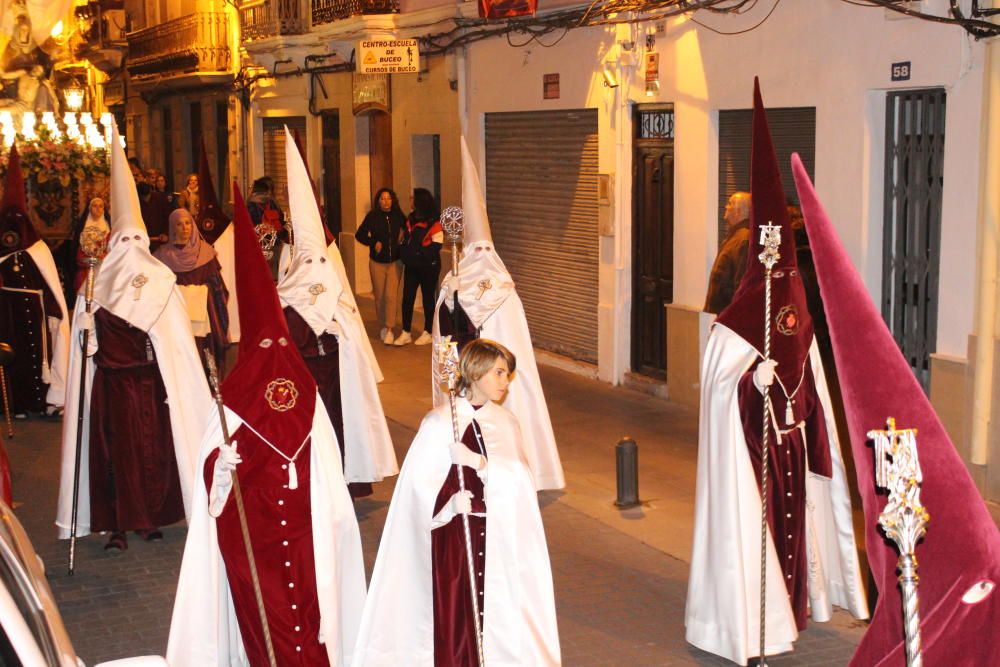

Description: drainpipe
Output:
[971,38,1000,467]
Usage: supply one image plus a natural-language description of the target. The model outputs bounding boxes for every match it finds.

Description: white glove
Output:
[209,441,240,517]
[214,441,242,479]
[450,441,485,471]
[76,311,94,331]
[753,359,778,393]
[448,490,474,516]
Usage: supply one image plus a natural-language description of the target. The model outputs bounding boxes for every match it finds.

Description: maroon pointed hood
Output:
[221,183,315,450]
[716,78,813,392]
[791,154,1000,666]
[195,139,230,244]
[0,144,40,253]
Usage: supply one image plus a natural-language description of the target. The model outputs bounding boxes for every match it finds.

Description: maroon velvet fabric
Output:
[175,259,229,376]
[89,308,184,532]
[222,185,316,454]
[438,299,479,352]
[205,425,326,667]
[0,251,60,413]
[196,141,231,244]
[738,361,832,630]
[716,80,813,393]
[432,418,488,667]
[792,154,1000,667]
[0,436,11,505]
[0,146,40,252]
[139,192,172,252]
[284,306,371,498]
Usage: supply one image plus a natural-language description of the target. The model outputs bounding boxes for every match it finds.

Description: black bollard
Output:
[615,437,639,508]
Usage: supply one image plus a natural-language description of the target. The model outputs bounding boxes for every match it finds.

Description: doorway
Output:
[322,110,342,238]
[368,111,393,200]
[632,104,675,379]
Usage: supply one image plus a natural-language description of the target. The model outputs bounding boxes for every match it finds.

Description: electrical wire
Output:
[689,0,781,35]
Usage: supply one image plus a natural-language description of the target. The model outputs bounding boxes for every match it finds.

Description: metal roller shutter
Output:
[262,116,306,212]
[485,109,599,363]
[717,107,816,247]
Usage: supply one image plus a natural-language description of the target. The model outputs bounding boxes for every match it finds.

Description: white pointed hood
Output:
[277,127,345,336]
[91,123,176,331]
[439,136,514,328]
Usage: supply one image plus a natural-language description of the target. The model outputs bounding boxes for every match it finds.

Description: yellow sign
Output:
[357,39,420,74]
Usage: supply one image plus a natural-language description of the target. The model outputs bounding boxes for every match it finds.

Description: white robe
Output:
[54,288,212,539]
[213,225,240,343]
[432,244,564,491]
[0,240,71,407]
[353,398,561,666]
[684,324,868,664]
[166,399,367,667]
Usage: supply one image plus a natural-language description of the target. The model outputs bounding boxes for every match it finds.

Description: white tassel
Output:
[785,399,794,426]
[41,360,51,384]
[288,460,298,490]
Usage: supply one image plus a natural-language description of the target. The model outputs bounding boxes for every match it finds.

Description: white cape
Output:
[353,399,561,666]
[166,399,367,667]
[0,240,71,407]
[432,246,564,491]
[55,288,212,538]
[213,225,240,343]
[684,324,868,664]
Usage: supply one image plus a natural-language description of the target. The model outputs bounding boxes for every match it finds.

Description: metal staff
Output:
[756,221,782,663]
[868,418,929,667]
[68,226,105,575]
[204,352,278,667]
[441,206,465,333]
[435,340,486,667]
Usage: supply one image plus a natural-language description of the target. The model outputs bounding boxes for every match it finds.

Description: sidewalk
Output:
[3,295,867,666]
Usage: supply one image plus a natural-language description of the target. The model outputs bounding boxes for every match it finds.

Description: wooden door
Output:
[322,110,342,238]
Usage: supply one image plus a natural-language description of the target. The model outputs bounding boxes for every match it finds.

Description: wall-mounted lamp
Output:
[602,63,619,88]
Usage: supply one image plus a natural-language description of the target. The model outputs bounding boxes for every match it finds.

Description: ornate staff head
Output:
[435,339,461,393]
[79,225,107,262]
[441,206,465,277]
[867,417,929,554]
[256,222,279,261]
[757,221,782,270]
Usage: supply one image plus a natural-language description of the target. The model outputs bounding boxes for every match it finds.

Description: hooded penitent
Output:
[195,139,230,244]
[791,153,1000,667]
[431,136,565,490]
[0,143,70,413]
[166,183,366,667]
[685,79,867,665]
[278,127,397,491]
[55,123,211,540]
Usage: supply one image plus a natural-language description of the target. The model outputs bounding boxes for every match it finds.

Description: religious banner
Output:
[478,0,537,19]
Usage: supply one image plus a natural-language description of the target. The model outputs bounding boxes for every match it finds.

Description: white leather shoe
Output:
[414,331,433,345]
[382,330,395,345]
[394,331,413,346]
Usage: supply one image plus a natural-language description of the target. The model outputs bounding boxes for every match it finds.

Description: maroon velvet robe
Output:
[175,259,229,376]
[205,425,326,667]
[437,299,478,352]
[432,416,488,667]
[89,308,184,532]
[0,251,61,413]
[738,360,832,630]
[284,306,372,498]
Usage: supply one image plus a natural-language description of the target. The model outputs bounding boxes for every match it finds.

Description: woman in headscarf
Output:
[73,197,110,294]
[154,208,229,374]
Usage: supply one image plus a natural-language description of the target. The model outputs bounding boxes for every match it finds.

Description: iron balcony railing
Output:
[240,0,308,41]
[126,12,231,80]
[240,0,399,41]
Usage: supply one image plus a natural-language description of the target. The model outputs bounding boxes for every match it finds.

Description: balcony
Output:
[240,0,308,41]
[240,0,399,42]
[74,3,127,73]
[126,12,231,83]
[312,0,399,26]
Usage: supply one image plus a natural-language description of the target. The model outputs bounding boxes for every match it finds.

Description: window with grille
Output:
[262,116,307,212]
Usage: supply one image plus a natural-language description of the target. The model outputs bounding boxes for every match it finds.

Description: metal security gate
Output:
[718,107,816,247]
[263,116,306,211]
[485,109,599,363]
[883,88,946,389]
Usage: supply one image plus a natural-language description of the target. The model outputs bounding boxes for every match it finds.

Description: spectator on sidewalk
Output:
[246,176,286,278]
[703,190,751,314]
[176,173,200,218]
[355,187,405,345]
[396,188,443,346]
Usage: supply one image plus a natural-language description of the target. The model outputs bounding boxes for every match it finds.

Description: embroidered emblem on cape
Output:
[265,378,298,411]
[776,304,800,336]
[1,230,19,249]
[202,219,215,231]
[476,279,492,300]
[131,274,148,301]
[308,283,326,305]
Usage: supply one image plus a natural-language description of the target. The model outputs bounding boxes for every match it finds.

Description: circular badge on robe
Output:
[776,304,800,336]
[1,230,20,250]
[202,219,215,231]
[265,378,299,412]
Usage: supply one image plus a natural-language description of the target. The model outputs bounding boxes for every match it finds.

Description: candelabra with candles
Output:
[0,110,122,150]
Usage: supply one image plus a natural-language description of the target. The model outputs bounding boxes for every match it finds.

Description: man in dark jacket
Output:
[704,191,751,314]
[355,187,405,344]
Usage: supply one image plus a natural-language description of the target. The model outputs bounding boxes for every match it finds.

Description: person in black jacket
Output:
[355,187,405,344]
[395,188,443,346]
